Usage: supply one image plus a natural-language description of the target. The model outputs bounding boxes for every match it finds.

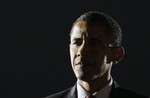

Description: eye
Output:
[91,42,102,46]
[89,38,105,48]
[90,41,103,47]
[72,40,82,46]
[71,38,82,46]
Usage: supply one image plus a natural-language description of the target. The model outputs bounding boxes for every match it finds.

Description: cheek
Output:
[93,51,105,61]
[93,53,107,70]
[99,56,112,73]
[70,49,76,65]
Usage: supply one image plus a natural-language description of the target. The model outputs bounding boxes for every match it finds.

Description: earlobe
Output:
[113,47,125,64]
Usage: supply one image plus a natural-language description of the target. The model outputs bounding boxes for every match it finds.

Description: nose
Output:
[77,41,90,57]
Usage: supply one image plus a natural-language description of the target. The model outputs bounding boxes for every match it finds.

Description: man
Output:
[45,11,148,98]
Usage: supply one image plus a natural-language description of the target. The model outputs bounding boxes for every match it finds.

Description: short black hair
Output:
[70,11,122,47]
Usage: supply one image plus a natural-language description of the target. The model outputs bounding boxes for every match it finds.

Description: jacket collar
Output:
[66,84,77,98]
[109,81,121,98]
[66,81,120,98]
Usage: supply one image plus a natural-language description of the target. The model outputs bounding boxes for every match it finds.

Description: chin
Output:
[76,74,96,82]
[74,67,102,80]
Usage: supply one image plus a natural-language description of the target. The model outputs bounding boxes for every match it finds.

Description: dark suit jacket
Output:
[44,82,148,98]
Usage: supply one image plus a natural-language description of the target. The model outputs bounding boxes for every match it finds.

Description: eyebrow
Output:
[71,37,104,43]
[89,38,104,43]
[71,37,82,41]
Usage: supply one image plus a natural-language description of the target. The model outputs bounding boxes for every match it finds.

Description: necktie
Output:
[85,95,96,98]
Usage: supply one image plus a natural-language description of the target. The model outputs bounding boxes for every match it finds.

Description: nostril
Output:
[77,51,81,56]
[77,51,90,57]
[77,45,90,57]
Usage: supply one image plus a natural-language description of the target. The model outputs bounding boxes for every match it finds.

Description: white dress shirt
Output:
[77,78,113,98]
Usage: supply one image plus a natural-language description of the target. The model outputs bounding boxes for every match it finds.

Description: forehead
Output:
[71,21,110,42]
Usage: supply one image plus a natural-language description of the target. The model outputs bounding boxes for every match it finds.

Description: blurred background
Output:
[0,0,150,98]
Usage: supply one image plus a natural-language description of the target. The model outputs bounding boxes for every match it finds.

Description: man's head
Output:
[69,11,124,82]
[71,11,122,47]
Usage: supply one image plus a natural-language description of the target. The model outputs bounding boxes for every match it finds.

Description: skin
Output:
[69,21,124,93]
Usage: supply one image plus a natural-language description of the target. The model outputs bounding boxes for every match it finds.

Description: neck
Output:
[78,72,111,93]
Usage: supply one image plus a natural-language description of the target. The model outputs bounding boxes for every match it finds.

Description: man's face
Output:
[70,21,114,82]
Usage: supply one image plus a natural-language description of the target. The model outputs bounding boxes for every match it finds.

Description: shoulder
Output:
[111,82,148,98]
[43,85,77,98]
[44,88,71,98]
[113,87,147,98]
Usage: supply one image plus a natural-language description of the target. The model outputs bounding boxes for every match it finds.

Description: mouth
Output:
[75,61,83,67]
[75,60,94,67]
[74,57,94,67]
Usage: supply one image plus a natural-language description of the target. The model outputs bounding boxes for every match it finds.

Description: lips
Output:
[75,61,82,65]
[74,57,93,67]
[75,59,83,67]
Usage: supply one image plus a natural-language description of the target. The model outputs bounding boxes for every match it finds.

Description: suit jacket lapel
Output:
[66,84,77,98]
[65,81,119,98]
[109,81,120,98]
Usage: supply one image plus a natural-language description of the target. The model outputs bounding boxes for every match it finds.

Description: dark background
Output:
[0,0,150,98]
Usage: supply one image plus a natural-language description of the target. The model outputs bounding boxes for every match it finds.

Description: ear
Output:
[112,47,125,64]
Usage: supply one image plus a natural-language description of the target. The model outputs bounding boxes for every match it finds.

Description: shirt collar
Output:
[77,77,113,98]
